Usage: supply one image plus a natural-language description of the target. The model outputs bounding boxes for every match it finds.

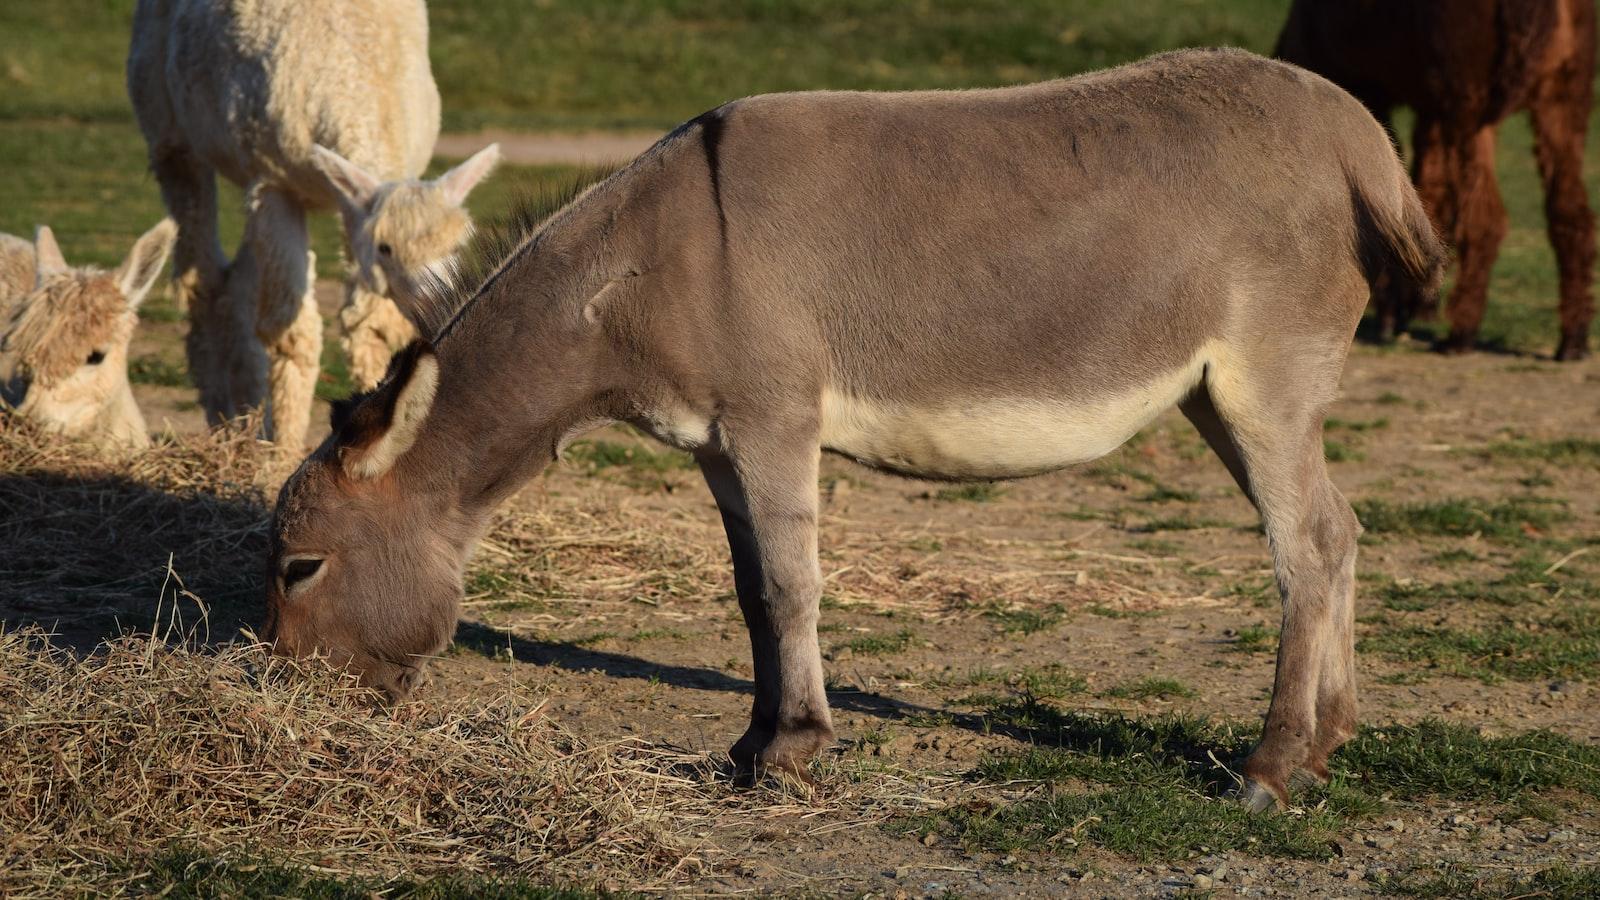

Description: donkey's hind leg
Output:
[245,184,321,450]
[697,428,835,785]
[1181,354,1361,811]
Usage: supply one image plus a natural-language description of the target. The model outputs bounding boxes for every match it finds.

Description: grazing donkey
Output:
[264,50,1446,812]
[0,222,176,449]
[1278,0,1597,359]
[127,0,501,450]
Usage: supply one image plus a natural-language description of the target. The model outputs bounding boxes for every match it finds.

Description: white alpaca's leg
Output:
[246,185,319,450]
[149,146,252,423]
[339,284,419,391]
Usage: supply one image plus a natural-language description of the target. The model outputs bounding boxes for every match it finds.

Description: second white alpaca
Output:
[128,0,499,449]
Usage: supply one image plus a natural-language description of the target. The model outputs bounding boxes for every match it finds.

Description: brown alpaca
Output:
[1279,0,1597,360]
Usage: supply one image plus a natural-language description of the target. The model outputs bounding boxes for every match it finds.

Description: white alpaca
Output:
[128,0,500,450]
[0,222,176,450]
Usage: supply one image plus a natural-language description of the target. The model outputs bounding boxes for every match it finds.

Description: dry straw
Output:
[0,423,948,894]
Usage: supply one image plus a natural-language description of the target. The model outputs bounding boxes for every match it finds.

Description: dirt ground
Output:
[87,281,1600,896]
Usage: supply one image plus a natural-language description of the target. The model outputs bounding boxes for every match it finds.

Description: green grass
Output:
[127,352,188,388]
[1470,438,1600,466]
[1323,438,1366,463]
[1103,676,1196,701]
[943,664,1089,706]
[1229,624,1277,653]
[836,627,917,656]
[1325,417,1390,433]
[3,1,1597,354]
[1359,604,1600,683]
[122,850,604,899]
[984,602,1066,635]
[932,482,1005,503]
[1,1,1289,131]
[562,439,696,475]
[916,703,1599,863]
[1353,497,1570,542]
[1128,513,1224,533]
[1385,864,1600,899]
[1338,720,1600,802]
[1136,482,1199,504]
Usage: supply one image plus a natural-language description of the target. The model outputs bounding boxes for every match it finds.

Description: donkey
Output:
[1,221,176,449]
[264,49,1446,812]
[1278,0,1597,360]
[127,0,501,451]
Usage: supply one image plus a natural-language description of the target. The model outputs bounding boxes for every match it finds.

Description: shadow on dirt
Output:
[0,471,269,653]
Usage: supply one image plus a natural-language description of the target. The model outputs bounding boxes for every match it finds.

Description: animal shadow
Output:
[0,470,269,653]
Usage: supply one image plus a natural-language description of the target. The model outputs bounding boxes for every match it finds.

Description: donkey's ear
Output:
[434,143,502,207]
[338,343,440,480]
[311,144,382,211]
[114,218,177,309]
[33,225,68,285]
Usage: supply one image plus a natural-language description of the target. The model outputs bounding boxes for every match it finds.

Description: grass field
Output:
[3,2,1600,897]
[2,0,1593,355]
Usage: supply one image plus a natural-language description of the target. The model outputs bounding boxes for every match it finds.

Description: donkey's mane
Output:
[418,166,620,343]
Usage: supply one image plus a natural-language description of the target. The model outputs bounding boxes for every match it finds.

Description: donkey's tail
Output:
[1346,151,1448,304]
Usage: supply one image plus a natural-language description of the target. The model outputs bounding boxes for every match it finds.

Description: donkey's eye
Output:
[86,350,106,366]
[281,557,324,590]
[377,243,393,257]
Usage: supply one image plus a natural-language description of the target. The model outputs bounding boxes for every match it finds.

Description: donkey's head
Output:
[0,220,175,449]
[265,342,468,699]
[311,143,502,325]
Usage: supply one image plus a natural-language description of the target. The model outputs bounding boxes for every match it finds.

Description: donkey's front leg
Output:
[698,443,835,783]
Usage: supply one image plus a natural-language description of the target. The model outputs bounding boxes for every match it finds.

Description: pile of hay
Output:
[0,420,274,645]
[0,629,710,894]
[0,424,710,892]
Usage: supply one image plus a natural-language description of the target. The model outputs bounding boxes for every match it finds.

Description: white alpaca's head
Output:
[311,143,502,326]
[0,220,175,449]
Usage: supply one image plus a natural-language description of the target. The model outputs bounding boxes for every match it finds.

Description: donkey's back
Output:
[651,49,1443,480]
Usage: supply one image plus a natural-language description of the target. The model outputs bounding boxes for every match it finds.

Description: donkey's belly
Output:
[820,358,1207,480]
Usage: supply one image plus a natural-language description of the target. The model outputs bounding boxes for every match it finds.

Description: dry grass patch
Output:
[0,629,709,895]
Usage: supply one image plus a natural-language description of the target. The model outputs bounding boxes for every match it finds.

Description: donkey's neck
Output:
[397,171,669,519]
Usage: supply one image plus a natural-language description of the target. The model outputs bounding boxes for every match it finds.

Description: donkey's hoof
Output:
[731,759,817,795]
[1234,780,1284,814]
[1289,766,1330,793]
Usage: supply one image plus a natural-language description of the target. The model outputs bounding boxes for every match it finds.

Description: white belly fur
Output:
[821,350,1212,479]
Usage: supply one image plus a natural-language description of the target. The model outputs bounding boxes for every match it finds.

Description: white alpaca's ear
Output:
[114,218,177,309]
[341,348,439,480]
[311,144,382,211]
[33,225,67,285]
[434,143,502,206]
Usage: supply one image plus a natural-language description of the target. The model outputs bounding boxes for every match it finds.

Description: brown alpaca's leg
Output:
[1408,117,1457,326]
[1531,59,1597,360]
[1442,127,1507,354]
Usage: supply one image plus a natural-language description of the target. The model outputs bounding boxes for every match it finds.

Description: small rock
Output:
[1447,814,1471,826]
[1366,834,1396,850]
[1192,874,1214,891]
[1547,829,1577,844]
[1211,862,1230,882]
[1385,819,1405,832]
